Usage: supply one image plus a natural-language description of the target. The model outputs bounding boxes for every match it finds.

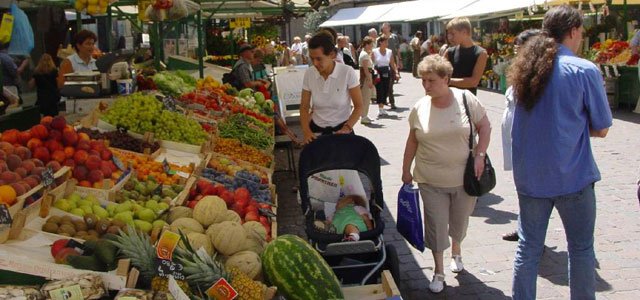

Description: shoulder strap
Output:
[461,91,473,150]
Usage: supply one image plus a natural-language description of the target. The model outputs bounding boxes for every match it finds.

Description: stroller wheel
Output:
[384,244,401,283]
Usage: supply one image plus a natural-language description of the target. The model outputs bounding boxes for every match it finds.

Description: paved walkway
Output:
[272,72,640,299]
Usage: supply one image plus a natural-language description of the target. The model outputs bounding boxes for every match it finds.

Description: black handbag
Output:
[462,93,496,197]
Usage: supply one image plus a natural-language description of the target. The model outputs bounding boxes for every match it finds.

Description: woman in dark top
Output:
[30,54,61,116]
[445,17,488,95]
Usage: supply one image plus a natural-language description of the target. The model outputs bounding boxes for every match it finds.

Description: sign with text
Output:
[230,18,251,29]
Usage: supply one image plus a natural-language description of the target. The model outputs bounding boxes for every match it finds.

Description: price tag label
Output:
[206,278,238,300]
[163,97,178,112]
[41,167,55,187]
[113,155,126,171]
[0,204,12,225]
[163,159,177,176]
[230,17,251,29]
[612,65,620,77]
[49,285,84,300]
[188,103,207,111]
[168,276,191,300]
[155,230,186,280]
[604,66,612,78]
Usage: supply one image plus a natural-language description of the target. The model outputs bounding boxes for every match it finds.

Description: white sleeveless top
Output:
[373,48,392,67]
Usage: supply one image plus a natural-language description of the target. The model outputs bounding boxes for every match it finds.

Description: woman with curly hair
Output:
[508,5,612,300]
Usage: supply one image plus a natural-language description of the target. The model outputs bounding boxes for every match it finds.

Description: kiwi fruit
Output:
[106,225,120,235]
[94,219,110,234]
[84,234,98,241]
[73,220,88,232]
[84,214,98,230]
[75,231,88,239]
[60,216,72,224]
[42,222,59,233]
[58,224,76,236]
[47,216,62,225]
[111,219,126,229]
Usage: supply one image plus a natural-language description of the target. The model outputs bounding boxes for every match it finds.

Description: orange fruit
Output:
[0,185,17,205]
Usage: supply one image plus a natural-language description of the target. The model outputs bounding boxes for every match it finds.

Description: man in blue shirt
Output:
[508,5,613,300]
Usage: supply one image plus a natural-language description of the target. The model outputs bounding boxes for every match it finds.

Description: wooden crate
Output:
[342,270,401,300]
[6,167,72,218]
[73,170,133,202]
[201,151,273,184]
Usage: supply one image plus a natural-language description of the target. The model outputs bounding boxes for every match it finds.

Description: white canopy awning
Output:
[441,0,537,20]
[320,3,394,27]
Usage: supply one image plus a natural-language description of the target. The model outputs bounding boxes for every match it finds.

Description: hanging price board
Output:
[155,231,185,280]
[0,204,11,225]
[206,278,238,300]
[230,18,251,29]
[41,167,55,187]
[163,159,177,175]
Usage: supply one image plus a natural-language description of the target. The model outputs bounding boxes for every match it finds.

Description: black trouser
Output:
[375,75,391,105]
[309,120,354,135]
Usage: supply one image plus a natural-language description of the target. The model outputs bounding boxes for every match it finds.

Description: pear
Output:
[53,199,72,212]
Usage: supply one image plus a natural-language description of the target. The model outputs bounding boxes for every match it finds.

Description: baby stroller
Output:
[298,134,399,285]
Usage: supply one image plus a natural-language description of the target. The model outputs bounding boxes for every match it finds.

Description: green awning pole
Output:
[197,10,204,79]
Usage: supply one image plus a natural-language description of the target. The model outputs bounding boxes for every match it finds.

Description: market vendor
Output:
[231,44,270,90]
[57,30,98,88]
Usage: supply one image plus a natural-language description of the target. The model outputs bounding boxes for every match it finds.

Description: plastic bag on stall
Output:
[8,3,34,55]
[0,13,14,45]
[396,184,425,251]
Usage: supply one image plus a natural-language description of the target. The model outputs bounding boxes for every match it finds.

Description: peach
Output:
[23,176,39,189]
[50,116,67,131]
[0,171,18,184]
[20,160,35,173]
[26,138,43,151]
[0,150,5,161]
[10,182,26,196]
[6,154,22,171]
[63,147,75,159]
[73,150,89,164]
[17,131,32,145]
[78,132,90,141]
[63,159,76,168]
[85,155,102,170]
[14,167,27,179]
[76,139,91,151]
[62,130,78,147]
[33,147,50,163]
[0,161,7,172]
[78,180,91,187]
[100,165,112,179]
[14,146,31,160]
[30,125,49,140]
[46,161,61,172]
[1,129,19,144]
[32,159,44,168]
[88,150,100,157]
[73,165,89,181]
[19,182,31,193]
[0,141,14,155]
[45,140,63,153]
[51,150,66,163]
[108,161,118,173]
[48,130,62,142]
[90,140,105,152]
[40,116,53,126]
[100,150,112,161]
[31,167,45,179]
[88,169,104,183]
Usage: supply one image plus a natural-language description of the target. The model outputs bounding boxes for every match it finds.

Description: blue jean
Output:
[512,183,596,300]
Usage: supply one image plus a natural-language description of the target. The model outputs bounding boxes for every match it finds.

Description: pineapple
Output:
[108,227,191,294]
[228,267,277,300]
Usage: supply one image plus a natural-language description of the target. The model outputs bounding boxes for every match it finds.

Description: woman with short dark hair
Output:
[299,32,363,144]
[57,30,98,88]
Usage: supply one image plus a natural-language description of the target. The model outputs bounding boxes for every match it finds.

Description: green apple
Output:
[70,208,85,217]
[133,220,153,234]
[93,205,109,219]
[85,194,99,205]
[152,220,167,229]
[79,205,93,215]
[115,202,133,214]
[114,211,134,225]
[68,193,82,203]
[157,202,170,212]
[145,200,159,211]
[136,208,156,223]
[132,203,145,212]
[106,203,117,216]
[77,199,92,208]
[53,199,71,212]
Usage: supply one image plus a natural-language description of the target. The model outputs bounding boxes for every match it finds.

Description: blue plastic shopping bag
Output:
[396,184,424,251]
[7,3,34,56]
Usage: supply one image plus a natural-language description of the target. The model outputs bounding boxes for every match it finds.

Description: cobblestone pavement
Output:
[272,72,640,299]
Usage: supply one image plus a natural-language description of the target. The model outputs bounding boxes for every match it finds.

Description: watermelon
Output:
[261,235,343,300]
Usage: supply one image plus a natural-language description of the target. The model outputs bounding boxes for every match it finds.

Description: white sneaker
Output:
[429,273,445,293]
[378,109,388,118]
[450,255,464,273]
[360,117,372,124]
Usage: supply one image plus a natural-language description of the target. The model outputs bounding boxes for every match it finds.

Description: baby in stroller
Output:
[319,194,373,241]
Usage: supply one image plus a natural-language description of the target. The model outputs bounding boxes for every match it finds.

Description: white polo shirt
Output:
[302,62,359,128]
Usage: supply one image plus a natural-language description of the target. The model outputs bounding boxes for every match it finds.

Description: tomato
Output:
[234,188,251,205]
[220,190,234,206]
[187,200,198,209]
[232,203,247,218]
[244,211,260,222]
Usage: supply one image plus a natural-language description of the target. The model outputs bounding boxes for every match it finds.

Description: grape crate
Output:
[201,168,273,204]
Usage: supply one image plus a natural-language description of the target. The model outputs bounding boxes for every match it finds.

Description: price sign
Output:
[206,278,238,300]
[187,103,207,111]
[230,17,251,29]
[49,285,83,300]
[113,155,126,171]
[163,96,178,112]
[0,204,12,225]
[41,167,55,187]
[168,276,191,300]
[612,65,620,77]
[163,159,177,176]
[155,230,185,280]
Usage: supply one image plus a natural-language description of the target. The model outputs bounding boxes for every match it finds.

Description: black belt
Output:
[310,120,350,135]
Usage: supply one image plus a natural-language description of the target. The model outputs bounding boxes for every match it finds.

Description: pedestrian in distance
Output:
[358,36,376,125]
[445,17,488,95]
[508,5,612,300]
[500,29,542,242]
[29,54,61,116]
[290,36,304,66]
[410,31,423,78]
[300,31,363,144]
[378,22,400,108]
[402,54,491,294]
[372,36,399,119]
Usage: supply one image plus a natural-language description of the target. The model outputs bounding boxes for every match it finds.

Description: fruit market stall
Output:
[587,39,640,109]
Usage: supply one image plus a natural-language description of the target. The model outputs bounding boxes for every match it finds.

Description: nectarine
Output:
[33,147,50,162]
[51,150,66,163]
[85,155,102,170]
[17,131,32,145]
[14,146,31,160]
[73,150,89,164]
[30,125,49,140]
[46,161,62,172]
[1,129,19,144]
[6,154,22,171]
[50,116,67,131]
[26,138,42,150]
[88,169,104,183]
[62,130,78,146]
[73,165,89,181]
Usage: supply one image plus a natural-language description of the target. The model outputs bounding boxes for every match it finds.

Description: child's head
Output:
[339,194,368,208]
[446,17,473,45]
